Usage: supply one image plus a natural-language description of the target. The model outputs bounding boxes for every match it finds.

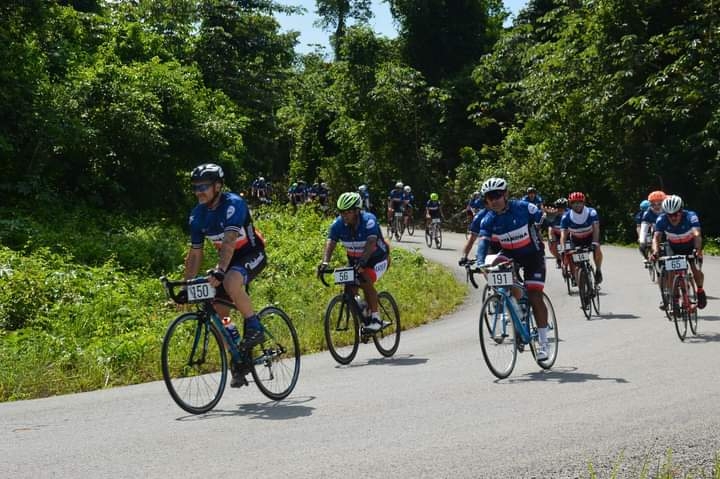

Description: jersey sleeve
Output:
[527,202,542,223]
[189,207,204,248]
[327,217,343,241]
[688,211,701,228]
[223,199,249,236]
[364,213,380,237]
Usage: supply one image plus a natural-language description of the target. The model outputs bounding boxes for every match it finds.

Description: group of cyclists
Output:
[183,162,708,386]
[287,180,331,207]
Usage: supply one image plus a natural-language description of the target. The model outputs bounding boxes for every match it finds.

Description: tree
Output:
[314,0,373,59]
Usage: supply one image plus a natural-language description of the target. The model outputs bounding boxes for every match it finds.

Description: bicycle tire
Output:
[672,275,687,341]
[161,313,227,414]
[588,265,600,316]
[324,294,360,364]
[425,225,432,247]
[251,306,301,400]
[479,294,517,379]
[373,292,401,357]
[687,276,698,335]
[435,226,442,249]
[529,292,559,370]
[563,265,572,295]
[577,267,592,320]
[659,268,673,321]
[407,220,415,236]
[396,216,404,241]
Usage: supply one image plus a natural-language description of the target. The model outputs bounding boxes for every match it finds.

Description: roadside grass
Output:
[587,449,720,478]
[0,204,465,401]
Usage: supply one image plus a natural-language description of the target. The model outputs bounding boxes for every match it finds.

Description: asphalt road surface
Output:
[2,231,719,478]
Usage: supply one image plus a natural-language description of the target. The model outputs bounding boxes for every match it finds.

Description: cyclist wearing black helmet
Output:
[318,192,390,331]
[184,163,268,387]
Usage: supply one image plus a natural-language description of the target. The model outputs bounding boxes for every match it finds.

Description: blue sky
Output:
[275,0,529,55]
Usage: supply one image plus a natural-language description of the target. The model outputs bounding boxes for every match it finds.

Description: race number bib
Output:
[187,281,216,303]
[333,267,356,284]
[487,271,513,287]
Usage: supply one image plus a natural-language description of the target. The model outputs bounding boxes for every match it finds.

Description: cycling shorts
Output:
[215,248,267,302]
[496,251,546,292]
[349,254,389,284]
[570,236,597,248]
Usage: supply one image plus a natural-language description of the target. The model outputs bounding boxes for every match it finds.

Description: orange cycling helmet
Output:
[568,191,585,203]
[647,190,666,202]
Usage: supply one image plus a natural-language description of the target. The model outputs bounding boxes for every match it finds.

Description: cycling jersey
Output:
[476,200,544,262]
[654,210,700,253]
[634,210,644,226]
[547,209,566,239]
[426,199,442,218]
[467,197,483,212]
[522,194,544,207]
[328,211,389,261]
[189,192,264,252]
[468,208,500,254]
[388,188,404,209]
[560,206,599,241]
[641,208,662,225]
[403,192,415,209]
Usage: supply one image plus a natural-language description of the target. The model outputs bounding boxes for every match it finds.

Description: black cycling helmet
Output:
[554,197,568,208]
[191,163,224,183]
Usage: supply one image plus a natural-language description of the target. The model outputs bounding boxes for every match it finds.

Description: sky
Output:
[275,0,529,55]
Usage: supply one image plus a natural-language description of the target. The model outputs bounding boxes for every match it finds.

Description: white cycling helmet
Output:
[259,177,265,182]
[404,185,411,193]
[662,194,683,214]
[480,177,508,196]
[395,181,403,189]
[358,184,367,192]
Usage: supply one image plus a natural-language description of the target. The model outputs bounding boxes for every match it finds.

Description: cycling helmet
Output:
[480,177,508,196]
[395,181,403,189]
[404,185,411,193]
[527,186,537,193]
[639,199,650,211]
[648,190,666,202]
[554,198,568,208]
[472,191,480,197]
[191,163,224,183]
[337,192,362,211]
[430,193,439,201]
[568,191,585,203]
[259,177,265,182]
[321,182,327,188]
[358,184,367,192]
[662,194,683,214]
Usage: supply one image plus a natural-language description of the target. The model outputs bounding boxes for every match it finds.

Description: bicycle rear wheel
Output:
[479,294,517,379]
[529,292,559,369]
[577,267,592,320]
[407,219,415,236]
[161,313,227,414]
[659,269,673,321]
[251,307,301,400]
[425,225,432,247]
[589,266,600,316]
[324,295,360,364]
[373,292,401,357]
[435,227,442,249]
[672,275,687,341]
[563,265,572,295]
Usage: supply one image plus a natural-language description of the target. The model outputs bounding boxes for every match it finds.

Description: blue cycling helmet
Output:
[639,200,650,211]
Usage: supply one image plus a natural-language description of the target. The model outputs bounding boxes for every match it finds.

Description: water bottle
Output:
[222,316,240,345]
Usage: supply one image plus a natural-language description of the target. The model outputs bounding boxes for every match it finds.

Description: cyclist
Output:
[560,191,604,285]
[459,177,550,360]
[650,194,707,309]
[634,199,651,258]
[387,181,404,227]
[318,192,391,331]
[424,192,444,229]
[638,190,666,260]
[465,191,483,224]
[522,186,544,210]
[547,197,568,269]
[402,185,415,229]
[358,184,371,211]
[184,163,268,387]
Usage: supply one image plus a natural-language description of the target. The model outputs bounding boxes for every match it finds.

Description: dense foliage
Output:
[0,204,464,401]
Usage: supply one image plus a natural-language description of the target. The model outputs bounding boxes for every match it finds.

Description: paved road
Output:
[2,232,719,478]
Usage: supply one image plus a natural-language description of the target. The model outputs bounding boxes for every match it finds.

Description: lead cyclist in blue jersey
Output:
[184,163,268,387]
[318,192,391,331]
[460,177,551,360]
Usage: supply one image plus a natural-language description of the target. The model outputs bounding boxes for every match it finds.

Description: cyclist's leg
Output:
[358,256,389,330]
[224,250,267,344]
[593,244,603,283]
[521,253,548,329]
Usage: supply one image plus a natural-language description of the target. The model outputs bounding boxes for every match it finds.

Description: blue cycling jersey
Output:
[654,210,700,248]
[467,197,483,212]
[328,211,389,260]
[189,192,263,251]
[641,208,661,225]
[521,194,544,207]
[388,189,404,204]
[634,210,644,225]
[560,206,599,240]
[426,199,442,218]
[476,200,543,263]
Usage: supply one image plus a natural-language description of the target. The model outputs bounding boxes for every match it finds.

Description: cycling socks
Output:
[244,314,261,330]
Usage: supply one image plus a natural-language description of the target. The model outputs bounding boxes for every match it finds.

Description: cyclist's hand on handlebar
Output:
[458,257,469,267]
[316,262,329,278]
[176,288,188,304]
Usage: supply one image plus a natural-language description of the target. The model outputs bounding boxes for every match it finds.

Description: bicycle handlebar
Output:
[317,265,365,288]
[160,275,209,304]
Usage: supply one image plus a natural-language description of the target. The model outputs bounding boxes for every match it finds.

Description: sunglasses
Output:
[650,202,662,207]
[485,190,505,200]
[570,201,584,206]
[667,211,682,218]
[191,183,213,192]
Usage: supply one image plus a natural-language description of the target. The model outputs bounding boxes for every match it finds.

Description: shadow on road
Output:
[593,312,640,320]
[504,366,629,384]
[685,331,720,343]
[344,354,429,369]
[176,396,316,421]
[699,315,720,322]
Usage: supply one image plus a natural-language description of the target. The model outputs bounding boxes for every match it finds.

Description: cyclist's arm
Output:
[361,236,378,264]
[184,247,203,280]
[322,239,337,264]
[692,227,702,254]
[216,230,239,273]
[559,229,568,250]
[591,222,601,245]
[461,234,477,258]
[651,230,662,256]
[638,222,651,244]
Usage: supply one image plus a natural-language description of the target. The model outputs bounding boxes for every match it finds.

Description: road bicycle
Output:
[319,266,400,364]
[463,259,558,379]
[425,217,442,249]
[387,208,405,241]
[160,276,300,414]
[405,208,415,236]
[559,242,575,295]
[657,254,699,341]
[566,246,600,319]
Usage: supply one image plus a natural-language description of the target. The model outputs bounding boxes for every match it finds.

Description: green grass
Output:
[0,204,465,401]
[587,449,720,479]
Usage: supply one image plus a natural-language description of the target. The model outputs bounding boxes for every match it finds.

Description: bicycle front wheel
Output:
[161,313,227,414]
[659,269,673,321]
[251,307,301,400]
[672,275,687,341]
[687,277,698,335]
[529,292,559,369]
[407,220,415,236]
[589,266,600,316]
[577,267,592,320]
[425,226,433,247]
[435,226,442,249]
[373,292,401,357]
[479,294,517,379]
[324,295,360,364]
